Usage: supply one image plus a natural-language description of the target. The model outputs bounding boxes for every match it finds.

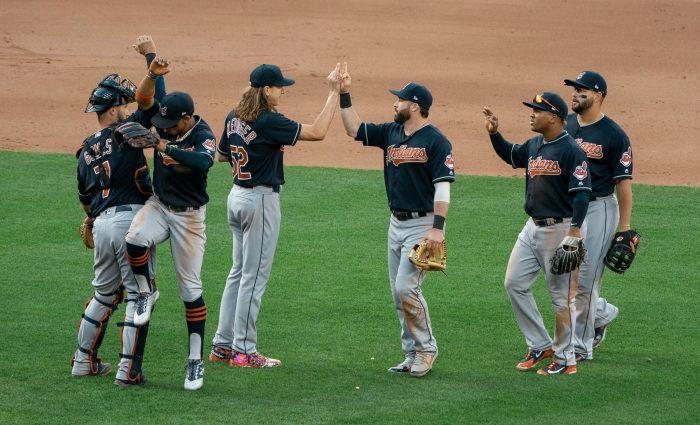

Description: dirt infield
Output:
[1,0,698,186]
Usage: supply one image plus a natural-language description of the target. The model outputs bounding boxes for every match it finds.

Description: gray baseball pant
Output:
[212,185,281,354]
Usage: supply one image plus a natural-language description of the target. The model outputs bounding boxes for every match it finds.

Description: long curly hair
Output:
[234,86,275,122]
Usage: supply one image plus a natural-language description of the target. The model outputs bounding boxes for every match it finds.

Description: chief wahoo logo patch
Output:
[574,161,589,181]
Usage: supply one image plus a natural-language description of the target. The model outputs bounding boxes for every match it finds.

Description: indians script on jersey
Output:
[385,145,428,166]
[575,138,603,159]
[527,156,561,177]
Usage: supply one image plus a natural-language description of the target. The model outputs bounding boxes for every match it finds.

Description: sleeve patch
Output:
[620,147,632,167]
[573,161,588,181]
[444,154,455,170]
[203,139,216,153]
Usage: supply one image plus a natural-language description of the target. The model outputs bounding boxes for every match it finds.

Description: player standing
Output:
[72,36,167,387]
[337,64,455,378]
[124,82,216,390]
[483,92,591,375]
[563,71,634,360]
[209,64,341,368]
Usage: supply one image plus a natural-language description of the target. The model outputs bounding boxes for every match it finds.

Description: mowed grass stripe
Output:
[0,150,697,425]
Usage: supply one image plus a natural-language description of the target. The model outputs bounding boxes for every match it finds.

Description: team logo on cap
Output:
[444,154,455,170]
[575,138,603,159]
[573,161,589,181]
[160,105,168,116]
[413,96,419,101]
[527,156,561,177]
[386,145,428,166]
[577,71,586,80]
[620,147,632,167]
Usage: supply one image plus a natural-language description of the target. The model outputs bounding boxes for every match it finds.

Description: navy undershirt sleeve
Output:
[165,146,212,171]
[571,190,590,227]
[489,132,514,165]
[145,53,166,101]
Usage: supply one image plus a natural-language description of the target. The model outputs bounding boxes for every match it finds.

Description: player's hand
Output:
[339,62,351,93]
[424,228,445,257]
[483,107,499,134]
[327,63,342,92]
[132,35,156,56]
[153,139,168,153]
[149,57,170,76]
[566,226,581,238]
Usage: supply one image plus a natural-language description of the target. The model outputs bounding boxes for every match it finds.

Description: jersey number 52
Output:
[230,146,251,180]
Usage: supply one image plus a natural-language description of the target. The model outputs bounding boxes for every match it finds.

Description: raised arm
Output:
[132,35,169,110]
[483,106,519,167]
[338,62,362,138]
[298,63,341,141]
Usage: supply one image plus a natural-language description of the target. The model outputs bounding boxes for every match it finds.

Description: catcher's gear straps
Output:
[71,290,121,374]
[118,297,150,383]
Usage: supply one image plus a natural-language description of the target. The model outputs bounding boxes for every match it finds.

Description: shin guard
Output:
[71,290,120,375]
[116,296,150,384]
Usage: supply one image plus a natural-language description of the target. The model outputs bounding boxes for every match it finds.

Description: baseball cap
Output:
[522,92,568,119]
[388,82,433,111]
[250,64,295,88]
[564,71,607,96]
[151,91,195,129]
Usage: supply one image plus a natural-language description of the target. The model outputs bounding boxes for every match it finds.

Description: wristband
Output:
[433,215,445,230]
[147,70,158,81]
[145,53,156,66]
[340,92,352,108]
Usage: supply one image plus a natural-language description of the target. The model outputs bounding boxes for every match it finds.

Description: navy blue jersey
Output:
[355,122,455,212]
[507,132,591,218]
[153,116,216,207]
[566,114,633,197]
[218,110,300,188]
[76,105,158,216]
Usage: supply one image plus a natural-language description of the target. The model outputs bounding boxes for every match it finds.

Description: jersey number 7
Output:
[93,161,111,198]
[231,146,251,180]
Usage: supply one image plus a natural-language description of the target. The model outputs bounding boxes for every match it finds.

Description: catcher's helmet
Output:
[85,74,137,113]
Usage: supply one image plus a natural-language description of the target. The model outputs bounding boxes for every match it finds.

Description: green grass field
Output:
[0,150,698,424]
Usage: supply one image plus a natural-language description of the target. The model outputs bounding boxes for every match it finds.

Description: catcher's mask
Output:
[85,74,137,113]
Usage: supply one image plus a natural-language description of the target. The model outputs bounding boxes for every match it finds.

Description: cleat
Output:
[133,290,159,327]
[516,348,553,371]
[184,359,204,391]
[230,352,281,368]
[114,375,147,387]
[409,351,437,377]
[209,345,233,363]
[592,325,608,348]
[537,361,577,376]
[72,361,111,377]
[388,352,415,373]
[575,353,590,363]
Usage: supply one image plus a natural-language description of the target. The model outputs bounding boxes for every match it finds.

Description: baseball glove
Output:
[551,236,586,275]
[604,230,640,274]
[114,122,159,149]
[79,217,95,249]
[408,240,447,273]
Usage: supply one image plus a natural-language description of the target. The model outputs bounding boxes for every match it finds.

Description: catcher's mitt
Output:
[604,230,640,274]
[408,240,447,273]
[551,236,586,275]
[79,217,95,249]
[114,122,159,149]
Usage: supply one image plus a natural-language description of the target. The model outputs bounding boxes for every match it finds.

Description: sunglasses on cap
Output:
[535,94,559,114]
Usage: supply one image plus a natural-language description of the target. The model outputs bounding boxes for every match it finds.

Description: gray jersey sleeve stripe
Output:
[612,174,633,180]
[432,176,455,183]
[363,123,370,146]
[509,145,516,168]
[568,187,592,193]
[290,123,301,146]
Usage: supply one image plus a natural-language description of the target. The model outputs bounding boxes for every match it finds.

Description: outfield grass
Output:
[0,150,698,424]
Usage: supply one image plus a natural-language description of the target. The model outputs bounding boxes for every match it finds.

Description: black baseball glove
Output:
[114,122,159,149]
[551,236,586,275]
[604,230,640,274]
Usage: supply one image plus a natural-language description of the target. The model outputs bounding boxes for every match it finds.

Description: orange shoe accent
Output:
[516,348,553,371]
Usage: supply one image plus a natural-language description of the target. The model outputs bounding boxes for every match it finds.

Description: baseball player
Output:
[72,36,167,387]
[483,91,591,375]
[209,63,341,368]
[337,64,455,378]
[563,71,634,361]
[124,81,216,390]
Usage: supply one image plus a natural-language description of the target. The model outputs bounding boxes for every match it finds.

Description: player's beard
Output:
[394,109,410,124]
[572,95,593,114]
